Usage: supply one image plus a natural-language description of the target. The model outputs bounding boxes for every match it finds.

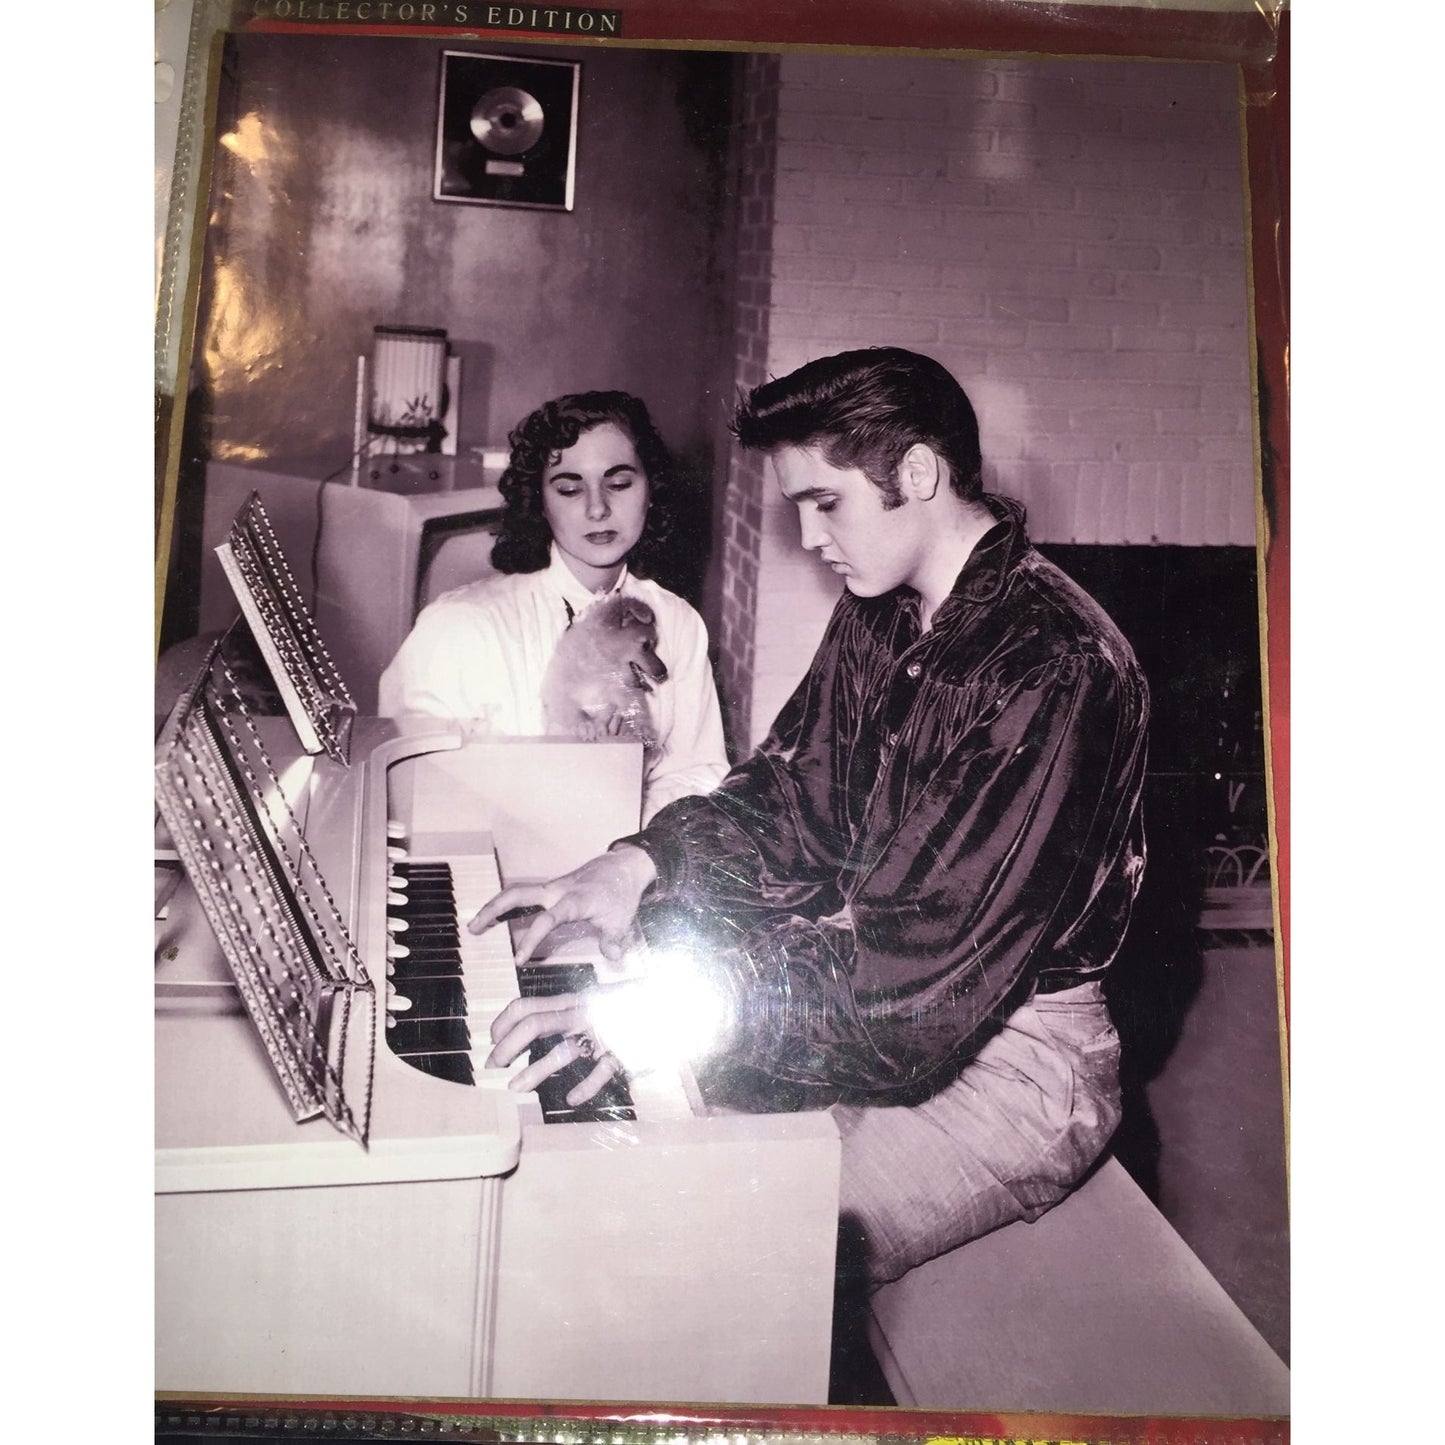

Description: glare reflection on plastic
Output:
[589,944,731,1079]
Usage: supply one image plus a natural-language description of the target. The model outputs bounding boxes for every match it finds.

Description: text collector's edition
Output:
[242,0,623,32]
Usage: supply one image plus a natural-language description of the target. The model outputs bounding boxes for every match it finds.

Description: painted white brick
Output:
[905,178,991,208]
[1025,433,1120,463]
[770,224,811,255]
[1032,103,1123,136]
[991,294,1071,324]
[775,113,823,144]
[854,257,945,288]
[1117,436,1202,464]
[1069,298,1162,326]
[724,50,1258,720]
[766,310,868,341]
[812,173,907,205]
[772,254,857,284]
[1202,270,1249,308]
[984,353,1089,383]
[1125,465,1161,539]
[900,234,988,266]
[1111,327,1200,353]
[1078,132,1172,164]
[1014,472,1072,540]
[997,130,1084,160]
[1095,461,1131,540]
[984,238,1077,268]
[1068,462,1106,543]
[810,284,903,315]
[837,316,944,344]
[942,208,1033,240]
[1202,461,1236,545]
[1196,326,1250,357]
[1026,322,1114,351]
[1199,435,1254,465]
[1226,462,1260,545]
[808,229,904,258]
[901,291,993,320]
[776,141,863,175]
[1070,407,1158,436]
[1159,408,1246,437]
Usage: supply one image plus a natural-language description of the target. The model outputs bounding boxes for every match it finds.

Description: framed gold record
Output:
[435,50,580,210]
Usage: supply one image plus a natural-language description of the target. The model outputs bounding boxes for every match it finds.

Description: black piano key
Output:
[387,1015,473,1053]
[516,962,599,997]
[534,1053,636,1124]
[392,875,452,894]
[391,919,461,939]
[391,883,459,902]
[393,930,459,953]
[399,1051,476,1086]
[515,961,636,1124]
[389,976,469,1019]
[388,885,457,907]
[392,908,460,929]
[390,883,459,901]
[394,912,461,931]
[393,928,461,947]
[390,878,456,901]
[391,961,464,984]
[390,947,464,972]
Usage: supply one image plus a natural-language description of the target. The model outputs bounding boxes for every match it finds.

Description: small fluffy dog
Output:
[541,595,668,746]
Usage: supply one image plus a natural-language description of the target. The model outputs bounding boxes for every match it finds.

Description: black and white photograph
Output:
[154,7,1289,1431]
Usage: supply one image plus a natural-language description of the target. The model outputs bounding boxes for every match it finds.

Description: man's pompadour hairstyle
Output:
[730,347,983,505]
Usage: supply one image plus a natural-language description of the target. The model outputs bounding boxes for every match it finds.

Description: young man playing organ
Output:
[472,347,1149,1283]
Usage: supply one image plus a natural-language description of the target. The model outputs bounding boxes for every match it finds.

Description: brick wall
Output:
[716,54,781,755]
[721,53,1256,748]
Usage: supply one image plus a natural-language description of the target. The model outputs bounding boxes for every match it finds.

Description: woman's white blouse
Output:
[378,545,729,822]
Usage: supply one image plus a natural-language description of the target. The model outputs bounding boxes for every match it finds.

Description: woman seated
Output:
[379,390,729,822]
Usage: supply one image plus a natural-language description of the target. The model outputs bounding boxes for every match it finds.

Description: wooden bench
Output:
[868,1157,1289,1418]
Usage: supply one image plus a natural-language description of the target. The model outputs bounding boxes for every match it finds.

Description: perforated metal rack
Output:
[155,641,374,1143]
[216,490,357,763]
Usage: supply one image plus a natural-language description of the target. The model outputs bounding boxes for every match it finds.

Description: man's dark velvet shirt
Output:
[630,496,1150,1106]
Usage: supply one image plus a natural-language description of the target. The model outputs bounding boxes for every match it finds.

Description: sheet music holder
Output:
[215,490,357,763]
[154,639,376,1144]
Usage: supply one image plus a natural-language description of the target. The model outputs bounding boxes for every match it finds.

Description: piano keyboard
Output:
[382,841,640,1124]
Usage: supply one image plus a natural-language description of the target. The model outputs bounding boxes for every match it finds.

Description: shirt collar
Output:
[947,494,1030,607]
[546,542,630,614]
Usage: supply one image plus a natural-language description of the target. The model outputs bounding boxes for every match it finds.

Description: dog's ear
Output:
[615,598,656,630]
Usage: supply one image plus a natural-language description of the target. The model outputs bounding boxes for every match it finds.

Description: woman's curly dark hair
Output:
[490,390,679,577]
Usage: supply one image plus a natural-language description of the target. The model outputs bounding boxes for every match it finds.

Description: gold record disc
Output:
[469,86,545,156]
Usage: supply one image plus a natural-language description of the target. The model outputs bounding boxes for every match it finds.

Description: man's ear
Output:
[898,443,944,502]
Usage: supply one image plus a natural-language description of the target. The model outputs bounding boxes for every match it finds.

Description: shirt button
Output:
[905,661,922,679]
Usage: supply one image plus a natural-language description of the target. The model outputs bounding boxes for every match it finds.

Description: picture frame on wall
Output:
[434,49,580,211]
